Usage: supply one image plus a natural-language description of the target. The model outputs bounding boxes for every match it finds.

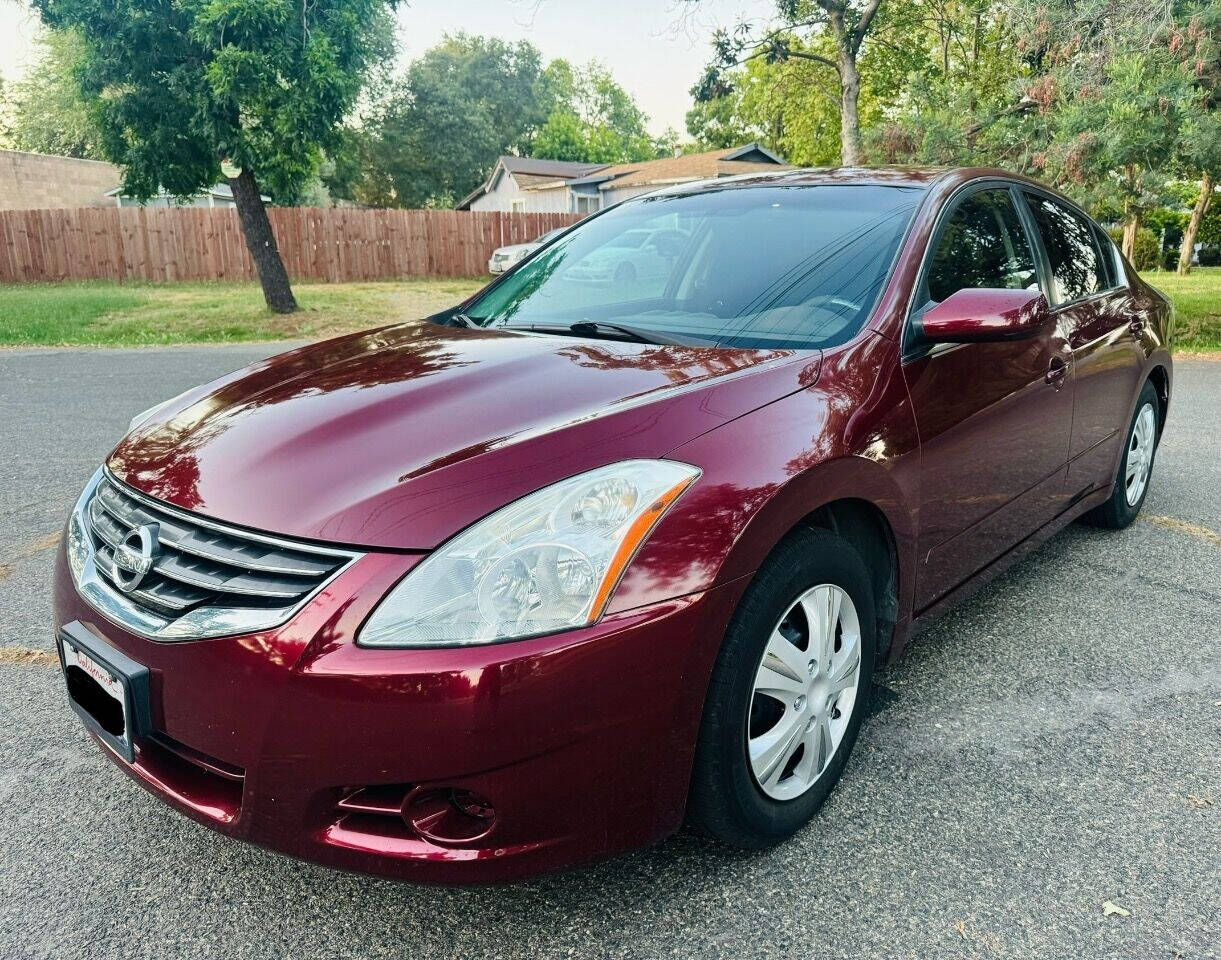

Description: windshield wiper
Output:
[499,321,710,347]
[447,312,479,328]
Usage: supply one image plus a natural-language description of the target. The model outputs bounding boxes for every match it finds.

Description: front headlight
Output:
[358,460,700,647]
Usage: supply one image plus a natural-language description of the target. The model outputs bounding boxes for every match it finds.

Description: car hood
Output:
[107,322,819,549]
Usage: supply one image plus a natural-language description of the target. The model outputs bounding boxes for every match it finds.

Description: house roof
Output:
[456,144,788,208]
[498,156,607,178]
[457,156,609,208]
[103,183,244,201]
[586,144,787,193]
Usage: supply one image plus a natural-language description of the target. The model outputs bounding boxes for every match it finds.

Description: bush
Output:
[1199,246,1221,267]
[1108,226,1161,270]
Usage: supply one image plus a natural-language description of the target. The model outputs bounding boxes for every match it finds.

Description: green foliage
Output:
[31,0,396,203]
[688,27,910,166]
[533,61,661,164]
[359,39,654,206]
[2,29,106,159]
[865,2,1033,168]
[362,33,551,208]
[1108,226,1161,271]
[352,39,662,206]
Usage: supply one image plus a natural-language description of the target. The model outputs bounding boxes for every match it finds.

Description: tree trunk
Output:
[229,168,297,314]
[1178,170,1213,276]
[838,50,862,166]
[1121,204,1140,262]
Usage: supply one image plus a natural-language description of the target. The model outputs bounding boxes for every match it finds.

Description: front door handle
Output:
[1129,319,1144,337]
[1046,357,1069,387]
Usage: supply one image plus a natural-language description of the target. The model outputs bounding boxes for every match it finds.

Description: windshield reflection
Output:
[467,185,922,350]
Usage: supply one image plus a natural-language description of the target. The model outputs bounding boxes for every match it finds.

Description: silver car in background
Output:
[488,228,567,275]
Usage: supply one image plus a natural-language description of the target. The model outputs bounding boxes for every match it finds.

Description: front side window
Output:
[1026,194,1106,304]
[924,189,1039,305]
[466,184,924,350]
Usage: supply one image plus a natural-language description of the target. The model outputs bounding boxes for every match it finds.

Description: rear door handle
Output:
[1046,358,1069,387]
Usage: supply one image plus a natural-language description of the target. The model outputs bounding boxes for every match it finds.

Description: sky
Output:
[0,0,779,136]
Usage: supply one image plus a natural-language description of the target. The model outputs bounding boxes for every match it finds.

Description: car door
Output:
[902,184,1075,610]
[1021,191,1146,493]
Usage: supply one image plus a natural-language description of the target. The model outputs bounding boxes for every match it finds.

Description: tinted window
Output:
[925,189,1038,304]
[466,184,923,350]
[1027,194,1106,304]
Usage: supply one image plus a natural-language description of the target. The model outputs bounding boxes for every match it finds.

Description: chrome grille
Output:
[75,472,358,639]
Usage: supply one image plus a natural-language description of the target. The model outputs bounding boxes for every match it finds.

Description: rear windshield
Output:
[466,184,923,349]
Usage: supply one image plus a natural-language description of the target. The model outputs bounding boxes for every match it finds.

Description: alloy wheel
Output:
[747,584,862,802]
[1125,403,1157,506]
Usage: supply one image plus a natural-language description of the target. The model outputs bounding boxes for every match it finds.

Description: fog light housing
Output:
[403,786,497,845]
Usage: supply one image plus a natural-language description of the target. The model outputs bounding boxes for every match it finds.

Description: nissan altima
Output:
[54,167,1172,883]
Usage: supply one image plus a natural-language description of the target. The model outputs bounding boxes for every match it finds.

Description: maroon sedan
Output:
[54,168,1172,883]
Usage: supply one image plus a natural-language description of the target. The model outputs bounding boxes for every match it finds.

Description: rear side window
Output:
[1026,194,1106,304]
[1091,222,1125,289]
[925,189,1038,304]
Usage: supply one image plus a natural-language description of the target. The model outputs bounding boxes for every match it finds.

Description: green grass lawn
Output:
[0,269,1217,351]
[1140,266,1221,353]
[0,278,484,346]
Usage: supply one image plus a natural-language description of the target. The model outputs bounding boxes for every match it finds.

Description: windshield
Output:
[466,184,923,349]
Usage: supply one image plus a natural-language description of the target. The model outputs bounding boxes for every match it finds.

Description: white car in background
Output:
[488,228,567,275]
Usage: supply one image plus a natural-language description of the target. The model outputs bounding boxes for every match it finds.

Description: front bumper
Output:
[52,537,742,883]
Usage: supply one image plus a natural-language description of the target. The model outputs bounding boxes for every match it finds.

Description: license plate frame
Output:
[57,622,150,764]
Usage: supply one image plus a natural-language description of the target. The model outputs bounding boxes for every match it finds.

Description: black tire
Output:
[1082,380,1160,530]
[688,527,876,848]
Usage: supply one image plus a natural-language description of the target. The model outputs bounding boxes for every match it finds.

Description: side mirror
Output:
[918,288,1050,344]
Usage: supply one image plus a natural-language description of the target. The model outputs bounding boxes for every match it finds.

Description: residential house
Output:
[459,156,610,213]
[457,144,788,215]
[104,183,254,208]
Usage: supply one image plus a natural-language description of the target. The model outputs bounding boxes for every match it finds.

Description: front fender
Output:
[608,332,921,637]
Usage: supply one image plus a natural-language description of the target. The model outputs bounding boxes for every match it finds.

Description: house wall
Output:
[470,170,571,213]
[0,149,121,211]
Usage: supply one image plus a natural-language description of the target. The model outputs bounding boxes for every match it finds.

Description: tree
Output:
[4,29,106,160]
[1002,1,1196,260]
[363,34,553,207]
[866,2,1035,169]
[30,0,395,313]
[533,61,661,163]
[692,0,890,165]
[1173,6,1221,274]
[691,19,918,167]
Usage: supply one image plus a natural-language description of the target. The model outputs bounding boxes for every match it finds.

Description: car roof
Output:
[649,165,1051,197]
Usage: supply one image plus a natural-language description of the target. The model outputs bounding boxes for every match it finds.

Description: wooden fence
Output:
[0,207,584,284]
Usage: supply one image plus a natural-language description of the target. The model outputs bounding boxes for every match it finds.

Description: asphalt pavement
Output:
[0,345,1218,960]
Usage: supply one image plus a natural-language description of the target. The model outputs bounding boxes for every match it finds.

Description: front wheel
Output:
[1082,380,1160,529]
[688,527,876,848]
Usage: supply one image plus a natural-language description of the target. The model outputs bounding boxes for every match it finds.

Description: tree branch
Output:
[781,49,842,73]
[964,97,1036,138]
[851,0,885,52]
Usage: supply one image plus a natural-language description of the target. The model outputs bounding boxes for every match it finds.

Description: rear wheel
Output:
[688,527,876,848]
[1082,380,1160,529]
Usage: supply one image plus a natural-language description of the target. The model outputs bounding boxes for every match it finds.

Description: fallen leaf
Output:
[1188,794,1214,808]
[953,920,968,939]
[1102,901,1130,918]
